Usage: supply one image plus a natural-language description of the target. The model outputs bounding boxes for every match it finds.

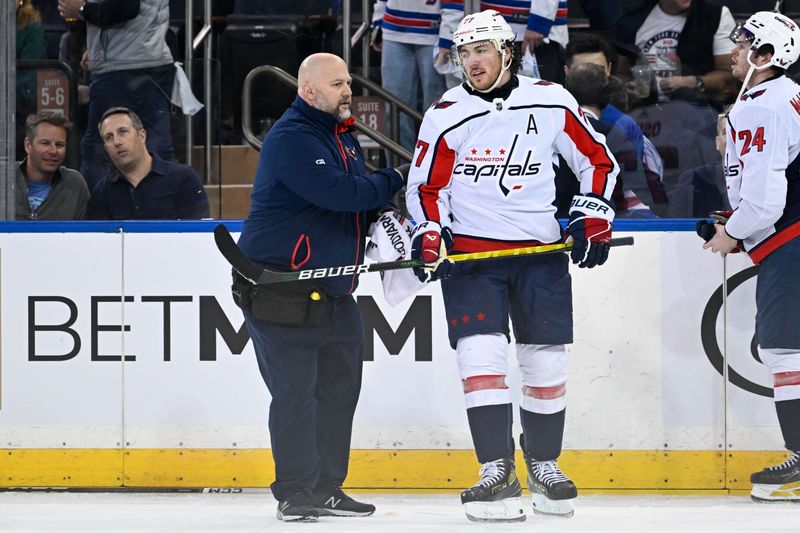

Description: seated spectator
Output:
[612,0,736,107]
[16,112,90,220]
[565,34,668,216]
[88,107,209,220]
[560,63,658,218]
[58,0,177,190]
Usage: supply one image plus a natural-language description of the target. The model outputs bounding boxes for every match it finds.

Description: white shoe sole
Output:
[751,481,800,502]
[531,493,575,517]
[464,497,526,522]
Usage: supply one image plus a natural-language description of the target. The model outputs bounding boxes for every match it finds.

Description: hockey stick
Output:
[214,224,634,285]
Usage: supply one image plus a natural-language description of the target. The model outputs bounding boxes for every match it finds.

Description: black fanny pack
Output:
[232,272,328,326]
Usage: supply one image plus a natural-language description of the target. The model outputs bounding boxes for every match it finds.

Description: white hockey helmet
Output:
[452,10,515,92]
[730,11,800,69]
[452,9,515,50]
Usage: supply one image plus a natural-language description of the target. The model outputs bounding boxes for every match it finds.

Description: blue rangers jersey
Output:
[725,75,800,264]
[406,75,618,252]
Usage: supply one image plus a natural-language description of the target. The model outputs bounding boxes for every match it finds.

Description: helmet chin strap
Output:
[736,48,773,101]
[462,43,513,93]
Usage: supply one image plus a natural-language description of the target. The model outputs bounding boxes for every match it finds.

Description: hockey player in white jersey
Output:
[405,10,618,522]
[700,11,800,502]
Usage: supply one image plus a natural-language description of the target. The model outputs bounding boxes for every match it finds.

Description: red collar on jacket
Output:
[335,117,356,135]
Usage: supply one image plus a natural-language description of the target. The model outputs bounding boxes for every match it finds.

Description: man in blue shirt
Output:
[87,107,209,220]
[235,53,406,522]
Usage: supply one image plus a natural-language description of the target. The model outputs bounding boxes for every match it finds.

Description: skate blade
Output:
[751,481,800,502]
[464,497,526,522]
[531,493,575,517]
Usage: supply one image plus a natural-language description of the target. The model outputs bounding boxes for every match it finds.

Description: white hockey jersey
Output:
[406,76,618,252]
[725,75,800,264]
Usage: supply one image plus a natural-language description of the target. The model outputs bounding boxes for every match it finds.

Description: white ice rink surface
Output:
[1,492,798,532]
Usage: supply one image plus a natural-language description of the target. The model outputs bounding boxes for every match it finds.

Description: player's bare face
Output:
[100,114,147,173]
[730,37,753,81]
[312,62,353,121]
[458,41,504,91]
[24,123,67,177]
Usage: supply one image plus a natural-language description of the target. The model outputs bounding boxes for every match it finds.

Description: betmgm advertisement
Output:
[0,227,784,490]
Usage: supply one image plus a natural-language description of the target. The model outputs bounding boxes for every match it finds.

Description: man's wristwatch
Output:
[694,75,706,94]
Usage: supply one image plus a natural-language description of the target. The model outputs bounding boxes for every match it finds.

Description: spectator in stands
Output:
[561,63,658,218]
[87,107,209,220]
[58,0,176,190]
[612,0,736,106]
[16,0,47,160]
[371,0,454,151]
[564,33,667,216]
[16,112,90,220]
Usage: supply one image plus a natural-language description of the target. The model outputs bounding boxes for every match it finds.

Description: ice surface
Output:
[0,492,797,532]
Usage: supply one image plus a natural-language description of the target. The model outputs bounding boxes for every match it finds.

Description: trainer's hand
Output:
[410,221,454,282]
[565,194,614,268]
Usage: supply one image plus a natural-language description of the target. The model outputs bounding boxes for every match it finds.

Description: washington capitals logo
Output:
[741,89,767,101]
[454,134,541,197]
[432,99,456,110]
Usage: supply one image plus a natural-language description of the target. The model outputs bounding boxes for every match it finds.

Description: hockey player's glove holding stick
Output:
[696,210,742,253]
[565,194,614,268]
[410,220,454,282]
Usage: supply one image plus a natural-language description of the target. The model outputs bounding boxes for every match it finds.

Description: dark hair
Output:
[565,33,615,67]
[25,111,72,140]
[507,40,522,75]
[754,43,786,75]
[98,106,144,133]
[565,63,610,109]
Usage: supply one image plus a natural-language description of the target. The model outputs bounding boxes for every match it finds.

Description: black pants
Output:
[243,295,364,501]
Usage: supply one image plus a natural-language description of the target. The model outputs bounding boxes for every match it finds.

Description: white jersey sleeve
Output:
[725,103,789,242]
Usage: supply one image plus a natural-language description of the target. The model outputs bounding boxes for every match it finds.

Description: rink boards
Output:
[0,220,786,491]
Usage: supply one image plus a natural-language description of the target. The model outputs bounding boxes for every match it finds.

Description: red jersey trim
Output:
[562,109,614,195]
[748,219,800,264]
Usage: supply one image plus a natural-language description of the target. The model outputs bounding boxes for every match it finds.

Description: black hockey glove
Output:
[696,210,742,252]
[410,220,454,282]
[565,194,614,268]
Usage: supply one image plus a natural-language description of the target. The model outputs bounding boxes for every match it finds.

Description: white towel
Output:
[171,62,204,116]
[366,211,427,306]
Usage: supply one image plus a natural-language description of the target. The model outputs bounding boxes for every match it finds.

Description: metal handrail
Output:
[351,73,423,122]
[241,65,412,163]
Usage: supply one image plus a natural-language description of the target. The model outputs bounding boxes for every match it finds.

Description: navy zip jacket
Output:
[238,96,404,296]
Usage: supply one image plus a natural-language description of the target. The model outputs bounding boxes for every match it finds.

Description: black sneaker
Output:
[311,487,376,517]
[751,451,800,502]
[276,491,318,522]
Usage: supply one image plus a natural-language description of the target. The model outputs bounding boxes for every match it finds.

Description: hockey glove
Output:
[696,211,741,253]
[410,220,454,282]
[565,193,614,268]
